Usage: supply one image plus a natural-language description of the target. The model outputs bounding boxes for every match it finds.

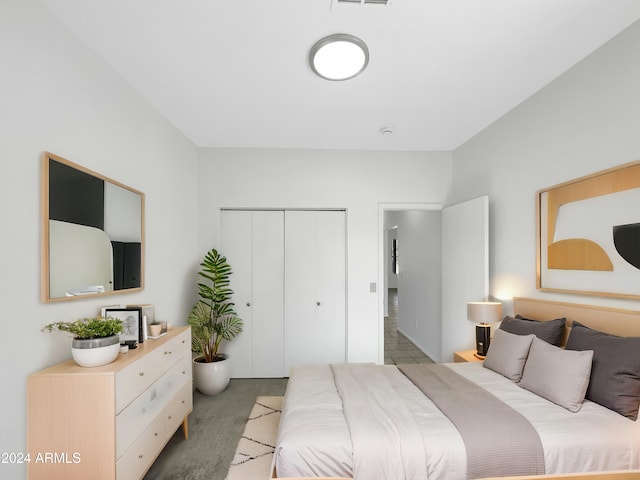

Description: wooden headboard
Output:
[513,297,640,345]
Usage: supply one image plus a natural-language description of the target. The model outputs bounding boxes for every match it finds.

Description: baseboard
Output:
[395,327,436,362]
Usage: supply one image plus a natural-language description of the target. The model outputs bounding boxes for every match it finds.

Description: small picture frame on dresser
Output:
[104,307,143,343]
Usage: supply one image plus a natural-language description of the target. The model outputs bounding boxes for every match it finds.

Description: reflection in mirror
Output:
[42,152,145,302]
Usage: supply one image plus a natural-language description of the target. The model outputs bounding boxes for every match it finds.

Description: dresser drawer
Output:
[161,328,191,362]
[162,352,192,399]
[116,381,166,459]
[115,329,191,412]
[116,349,192,457]
[116,412,166,480]
[167,380,193,435]
[116,347,166,413]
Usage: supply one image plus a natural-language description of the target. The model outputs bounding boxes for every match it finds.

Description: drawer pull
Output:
[138,454,144,459]
[168,415,172,420]
[154,432,158,437]
[164,351,172,355]
[139,372,144,377]
[182,370,186,375]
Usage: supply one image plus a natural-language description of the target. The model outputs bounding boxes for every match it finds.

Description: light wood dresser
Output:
[27,326,192,480]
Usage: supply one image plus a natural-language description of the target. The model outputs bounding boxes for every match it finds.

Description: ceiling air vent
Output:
[331,0,392,9]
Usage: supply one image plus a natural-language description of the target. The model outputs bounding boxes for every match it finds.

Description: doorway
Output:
[383,287,434,364]
[378,204,442,364]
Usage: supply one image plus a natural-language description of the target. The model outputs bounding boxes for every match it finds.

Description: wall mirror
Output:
[41,152,145,302]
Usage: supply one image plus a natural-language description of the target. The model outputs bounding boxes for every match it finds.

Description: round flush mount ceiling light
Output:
[309,33,369,81]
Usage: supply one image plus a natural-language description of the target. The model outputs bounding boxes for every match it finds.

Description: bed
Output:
[272,298,640,480]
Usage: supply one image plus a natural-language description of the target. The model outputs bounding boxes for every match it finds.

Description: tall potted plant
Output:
[188,248,243,395]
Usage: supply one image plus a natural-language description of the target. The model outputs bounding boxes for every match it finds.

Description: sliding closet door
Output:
[222,209,344,377]
[220,210,284,378]
[251,212,284,377]
[284,212,316,370]
[220,211,253,378]
[284,210,346,372]
[314,211,347,364]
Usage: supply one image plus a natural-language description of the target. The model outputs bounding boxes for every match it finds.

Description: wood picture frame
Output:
[536,161,640,299]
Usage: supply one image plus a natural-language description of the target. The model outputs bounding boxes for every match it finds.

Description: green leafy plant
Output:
[188,248,243,363]
[42,317,123,339]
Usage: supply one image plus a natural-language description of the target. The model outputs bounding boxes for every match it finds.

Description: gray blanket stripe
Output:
[398,364,545,479]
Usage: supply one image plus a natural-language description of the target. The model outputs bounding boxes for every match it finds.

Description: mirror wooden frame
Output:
[41,152,145,303]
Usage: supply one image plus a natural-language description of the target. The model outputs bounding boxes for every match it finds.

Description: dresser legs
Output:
[182,416,189,440]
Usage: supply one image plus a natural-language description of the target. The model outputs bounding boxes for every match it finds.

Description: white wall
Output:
[0,2,199,476]
[197,148,452,363]
[385,210,442,361]
[450,19,640,313]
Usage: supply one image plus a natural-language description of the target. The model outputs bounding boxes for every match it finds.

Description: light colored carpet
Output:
[143,378,288,480]
[225,396,283,480]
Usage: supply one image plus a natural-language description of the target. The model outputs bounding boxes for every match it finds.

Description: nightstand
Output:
[453,349,484,363]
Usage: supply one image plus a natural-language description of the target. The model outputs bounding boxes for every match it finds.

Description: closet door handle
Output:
[246,302,251,307]
[316,301,321,306]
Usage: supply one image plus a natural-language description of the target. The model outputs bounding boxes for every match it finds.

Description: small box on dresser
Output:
[27,326,192,480]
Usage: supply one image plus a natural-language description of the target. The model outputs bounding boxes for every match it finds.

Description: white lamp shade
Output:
[467,301,502,324]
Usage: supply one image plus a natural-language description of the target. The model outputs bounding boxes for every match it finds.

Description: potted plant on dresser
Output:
[42,316,123,367]
[188,247,243,395]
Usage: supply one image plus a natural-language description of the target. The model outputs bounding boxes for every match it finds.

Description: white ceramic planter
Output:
[192,354,230,395]
[71,335,120,368]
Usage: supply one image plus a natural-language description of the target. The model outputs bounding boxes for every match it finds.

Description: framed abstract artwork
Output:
[537,161,640,299]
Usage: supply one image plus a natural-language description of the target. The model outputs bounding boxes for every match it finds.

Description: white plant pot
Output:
[192,354,230,395]
[71,335,120,368]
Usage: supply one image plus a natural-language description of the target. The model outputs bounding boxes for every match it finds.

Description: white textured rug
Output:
[225,396,283,480]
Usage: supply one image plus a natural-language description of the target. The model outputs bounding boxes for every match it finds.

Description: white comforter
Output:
[274,362,640,479]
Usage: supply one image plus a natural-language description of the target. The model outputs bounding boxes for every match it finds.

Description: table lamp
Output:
[467,301,503,358]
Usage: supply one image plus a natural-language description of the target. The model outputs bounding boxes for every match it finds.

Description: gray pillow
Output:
[565,321,640,421]
[519,337,593,412]
[499,315,566,346]
[483,329,534,382]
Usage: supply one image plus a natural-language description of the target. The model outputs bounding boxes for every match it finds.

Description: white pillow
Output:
[519,337,593,412]
[483,329,534,382]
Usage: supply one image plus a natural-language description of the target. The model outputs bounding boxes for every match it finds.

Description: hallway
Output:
[384,289,434,365]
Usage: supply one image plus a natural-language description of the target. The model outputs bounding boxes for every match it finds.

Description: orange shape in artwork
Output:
[548,238,613,271]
